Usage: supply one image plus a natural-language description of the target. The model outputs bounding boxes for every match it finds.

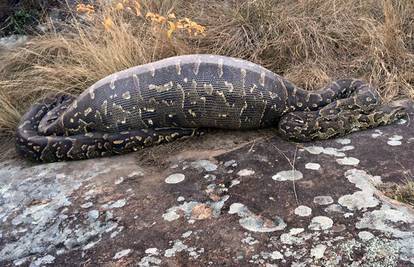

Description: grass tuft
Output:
[379,179,414,207]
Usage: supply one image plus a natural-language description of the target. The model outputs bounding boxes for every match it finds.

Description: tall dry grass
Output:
[0,0,414,136]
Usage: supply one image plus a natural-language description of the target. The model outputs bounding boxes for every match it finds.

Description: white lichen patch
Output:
[81,202,94,209]
[310,244,326,259]
[322,237,401,266]
[237,169,255,176]
[345,169,382,191]
[280,231,305,245]
[0,159,122,262]
[182,231,193,238]
[290,228,305,235]
[164,240,204,259]
[113,249,132,259]
[138,254,161,267]
[305,163,321,170]
[128,170,144,177]
[303,146,346,157]
[242,233,259,245]
[336,138,351,145]
[358,231,374,241]
[336,157,360,166]
[230,179,241,187]
[82,240,100,251]
[162,195,229,222]
[190,160,218,172]
[338,192,379,211]
[356,205,414,238]
[162,201,198,222]
[110,226,124,238]
[164,240,188,257]
[139,247,162,266]
[87,210,100,221]
[294,205,312,217]
[344,212,354,218]
[203,174,216,181]
[387,135,403,146]
[387,140,402,146]
[224,160,237,168]
[371,129,383,138]
[272,170,303,181]
[165,173,185,184]
[114,176,124,185]
[338,169,381,211]
[308,216,333,231]
[228,203,286,232]
[269,251,284,260]
[338,145,355,152]
[31,255,55,266]
[250,250,284,264]
[313,196,334,205]
[145,248,159,255]
[324,204,344,214]
[102,199,127,209]
[170,164,179,169]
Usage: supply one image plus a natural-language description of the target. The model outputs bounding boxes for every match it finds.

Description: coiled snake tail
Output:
[16,95,199,162]
[278,79,407,141]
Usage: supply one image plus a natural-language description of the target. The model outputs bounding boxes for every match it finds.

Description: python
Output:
[16,54,406,162]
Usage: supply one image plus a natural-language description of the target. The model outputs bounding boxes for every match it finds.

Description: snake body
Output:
[16,54,406,162]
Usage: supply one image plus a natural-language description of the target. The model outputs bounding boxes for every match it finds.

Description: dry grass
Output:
[379,179,414,207]
[1,0,414,135]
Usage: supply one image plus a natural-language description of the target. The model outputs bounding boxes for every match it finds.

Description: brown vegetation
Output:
[0,0,414,135]
[379,179,414,207]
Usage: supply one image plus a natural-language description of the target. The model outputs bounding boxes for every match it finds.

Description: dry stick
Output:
[248,139,256,153]
[271,143,300,205]
[246,132,276,154]
[291,146,299,205]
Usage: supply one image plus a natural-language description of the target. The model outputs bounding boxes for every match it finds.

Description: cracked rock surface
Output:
[1,103,414,266]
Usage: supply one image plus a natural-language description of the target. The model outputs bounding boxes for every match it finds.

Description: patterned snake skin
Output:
[16,54,407,162]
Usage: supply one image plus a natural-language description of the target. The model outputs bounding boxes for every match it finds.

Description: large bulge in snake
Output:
[38,55,288,136]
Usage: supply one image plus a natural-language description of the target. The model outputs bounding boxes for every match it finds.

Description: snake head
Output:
[278,111,321,142]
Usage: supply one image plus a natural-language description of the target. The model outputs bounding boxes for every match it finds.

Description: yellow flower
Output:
[182,18,191,24]
[146,12,155,19]
[175,21,185,29]
[167,21,176,38]
[103,17,114,31]
[145,11,206,38]
[193,24,206,35]
[146,12,166,24]
[76,4,95,15]
[115,3,124,11]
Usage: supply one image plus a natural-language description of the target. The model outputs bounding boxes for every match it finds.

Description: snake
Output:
[15,54,407,162]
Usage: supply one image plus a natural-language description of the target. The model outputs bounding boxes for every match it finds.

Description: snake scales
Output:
[16,54,406,162]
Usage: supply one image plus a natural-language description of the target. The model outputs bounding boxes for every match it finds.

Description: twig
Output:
[271,143,300,205]
[248,139,256,153]
[291,146,299,205]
